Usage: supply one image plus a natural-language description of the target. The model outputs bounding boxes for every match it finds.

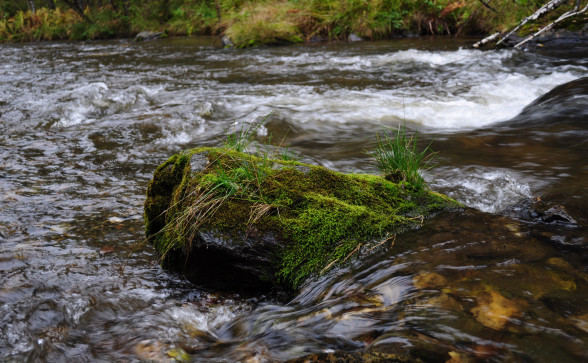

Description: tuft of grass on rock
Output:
[372,124,436,191]
[144,114,456,290]
[223,112,272,153]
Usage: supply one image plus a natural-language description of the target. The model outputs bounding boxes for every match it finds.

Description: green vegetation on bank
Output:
[1,0,586,45]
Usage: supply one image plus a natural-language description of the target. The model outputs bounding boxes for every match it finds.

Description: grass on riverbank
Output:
[1,0,585,45]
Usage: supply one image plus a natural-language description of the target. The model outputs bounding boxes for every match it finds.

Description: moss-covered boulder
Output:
[144,147,458,293]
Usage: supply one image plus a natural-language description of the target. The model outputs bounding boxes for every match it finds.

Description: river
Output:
[0,36,587,361]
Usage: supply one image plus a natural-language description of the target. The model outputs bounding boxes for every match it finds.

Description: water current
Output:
[1,36,587,361]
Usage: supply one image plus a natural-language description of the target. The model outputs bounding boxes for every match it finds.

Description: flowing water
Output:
[0,36,587,362]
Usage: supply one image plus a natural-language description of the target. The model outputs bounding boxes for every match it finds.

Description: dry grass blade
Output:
[343,243,362,263]
[246,202,273,235]
[320,258,340,274]
[366,234,396,253]
[407,215,425,226]
[160,187,227,262]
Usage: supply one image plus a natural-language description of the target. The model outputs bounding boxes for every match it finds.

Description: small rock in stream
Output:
[413,272,447,290]
[135,31,165,42]
[144,147,458,294]
[222,35,234,48]
[471,291,524,330]
[541,205,577,225]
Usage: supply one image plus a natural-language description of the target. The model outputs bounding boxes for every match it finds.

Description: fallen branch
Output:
[478,0,497,13]
[496,0,567,46]
[515,0,588,48]
[473,32,500,48]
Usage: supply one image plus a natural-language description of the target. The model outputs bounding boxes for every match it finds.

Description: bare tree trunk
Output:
[515,0,588,48]
[472,0,584,48]
[215,0,222,22]
[496,0,567,46]
[28,0,36,13]
[473,32,500,48]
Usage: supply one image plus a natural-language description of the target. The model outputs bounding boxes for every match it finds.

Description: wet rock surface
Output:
[135,31,165,41]
[504,197,579,226]
[144,147,458,293]
[221,35,234,47]
[471,290,524,330]
[527,27,588,48]
[282,206,588,362]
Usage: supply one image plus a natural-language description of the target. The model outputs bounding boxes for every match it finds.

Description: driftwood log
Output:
[473,0,587,49]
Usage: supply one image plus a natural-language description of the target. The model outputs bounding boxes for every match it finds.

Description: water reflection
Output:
[175,209,586,362]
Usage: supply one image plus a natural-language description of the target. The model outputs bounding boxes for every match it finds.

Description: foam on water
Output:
[404,71,580,129]
[375,47,514,67]
[168,302,251,338]
[215,71,580,132]
[213,47,507,71]
[198,47,585,132]
[153,130,193,146]
[55,83,164,128]
[428,166,533,213]
[14,44,583,151]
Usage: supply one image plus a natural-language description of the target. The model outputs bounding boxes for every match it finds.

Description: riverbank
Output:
[1,0,586,47]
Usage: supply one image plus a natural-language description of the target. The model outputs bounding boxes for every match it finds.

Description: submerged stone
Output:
[144,147,458,293]
[413,271,447,290]
[133,340,167,361]
[471,291,524,330]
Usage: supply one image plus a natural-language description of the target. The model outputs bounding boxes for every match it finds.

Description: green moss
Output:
[144,154,187,238]
[144,147,459,289]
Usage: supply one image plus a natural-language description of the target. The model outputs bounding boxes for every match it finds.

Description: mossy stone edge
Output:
[144,147,460,293]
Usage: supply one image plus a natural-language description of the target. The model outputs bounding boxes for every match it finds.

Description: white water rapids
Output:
[45,46,582,132]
